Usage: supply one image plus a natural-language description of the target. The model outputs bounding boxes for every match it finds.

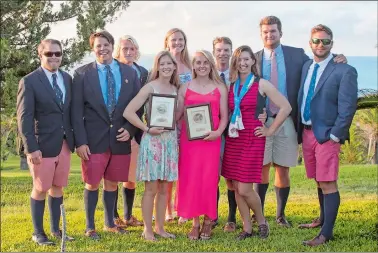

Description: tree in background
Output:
[0,0,131,166]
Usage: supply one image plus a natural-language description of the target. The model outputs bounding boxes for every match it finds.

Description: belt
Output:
[303,124,312,130]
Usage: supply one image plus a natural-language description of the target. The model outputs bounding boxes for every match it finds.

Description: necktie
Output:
[303,63,320,122]
[220,72,226,84]
[52,73,63,108]
[269,50,279,115]
[105,65,116,118]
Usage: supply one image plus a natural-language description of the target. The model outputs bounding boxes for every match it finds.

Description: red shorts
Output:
[28,140,71,192]
[81,150,130,185]
[302,129,341,182]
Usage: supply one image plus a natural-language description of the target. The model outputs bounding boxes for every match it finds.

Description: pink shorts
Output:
[28,140,71,192]
[302,129,341,182]
[81,150,130,185]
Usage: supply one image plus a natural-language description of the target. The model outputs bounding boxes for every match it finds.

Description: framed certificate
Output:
[184,103,214,140]
[147,94,177,130]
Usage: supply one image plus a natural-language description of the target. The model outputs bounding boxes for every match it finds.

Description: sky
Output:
[48,1,377,57]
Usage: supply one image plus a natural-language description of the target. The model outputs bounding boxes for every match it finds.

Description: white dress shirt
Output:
[42,67,66,102]
[217,68,230,87]
[301,53,339,142]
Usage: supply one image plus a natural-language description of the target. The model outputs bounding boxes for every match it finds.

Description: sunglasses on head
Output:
[43,51,62,57]
[311,38,332,46]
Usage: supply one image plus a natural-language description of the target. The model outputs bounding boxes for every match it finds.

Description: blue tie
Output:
[303,63,320,122]
[52,73,63,108]
[220,72,226,84]
[105,65,116,118]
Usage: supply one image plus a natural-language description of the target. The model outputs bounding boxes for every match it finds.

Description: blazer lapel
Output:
[88,62,110,122]
[60,70,70,110]
[37,67,62,110]
[282,45,292,85]
[255,50,263,76]
[313,60,336,98]
[117,61,131,109]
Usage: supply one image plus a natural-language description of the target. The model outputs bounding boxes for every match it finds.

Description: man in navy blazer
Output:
[297,24,357,246]
[17,39,75,245]
[71,30,143,240]
[253,16,347,227]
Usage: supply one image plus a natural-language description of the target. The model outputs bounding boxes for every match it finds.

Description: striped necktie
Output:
[52,73,63,108]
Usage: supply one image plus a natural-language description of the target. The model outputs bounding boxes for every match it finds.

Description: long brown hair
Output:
[229,45,259,83]
[148,50,180,88]
[192,50,224,85]
[164,28,192,70]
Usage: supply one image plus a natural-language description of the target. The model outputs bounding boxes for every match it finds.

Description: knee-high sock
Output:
[254,183,269,214]
[113,186,119,219]
[320,191,340,239]
[84,189,98,231]
[123,187,136,220]
[48,195,63,233]
[227,189,237,223]
[31,197,45,234]
[275,186,290,218]
[317,188,324,224]
[103,190,117,227]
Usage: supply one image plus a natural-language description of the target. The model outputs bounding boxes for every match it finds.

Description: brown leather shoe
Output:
[298,217,323,229]
[303,234,328,247]
[223,222,236,232]
[236,231,253,240]
[114,217,127,228]
[85,230,100,240]
[276,216,292,228]
[103,226,129,234]
[126,215,143,226]
[51,230,75,241]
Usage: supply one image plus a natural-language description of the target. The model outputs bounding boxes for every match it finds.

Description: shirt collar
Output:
[263,44,283,59]
[217,68,230,76]
[312,52,333,68]
[96,59,117,71]
[41,66,59,78]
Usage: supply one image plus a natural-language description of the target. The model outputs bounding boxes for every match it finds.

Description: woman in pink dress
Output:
[222,45,292,240]
[176,50,228,240]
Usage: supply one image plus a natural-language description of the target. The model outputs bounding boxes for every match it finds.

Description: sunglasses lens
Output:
[322,39,331,45]
[44,52,62,57]
[312,39,320,44]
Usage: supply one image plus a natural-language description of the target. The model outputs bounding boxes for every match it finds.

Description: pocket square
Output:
[125,79,128,84]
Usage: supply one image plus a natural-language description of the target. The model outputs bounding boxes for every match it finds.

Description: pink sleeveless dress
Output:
[176,86,221,220]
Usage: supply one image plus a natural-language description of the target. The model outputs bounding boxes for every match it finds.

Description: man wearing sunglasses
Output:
[16,39,75,246]
[298,24,357,246]
[253,16,347,228]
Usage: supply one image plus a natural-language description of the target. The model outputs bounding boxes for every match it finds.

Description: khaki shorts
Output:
[263,117,298,168]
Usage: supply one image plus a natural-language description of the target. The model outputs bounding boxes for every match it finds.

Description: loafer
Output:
[276,216,291,228]
[114,217,128,228]
[51,230,75,241]
[85,229,100,240]
[126,215,144,226]
[298,217,323,229]
[303,234,329,247]
[103,225,129,234]
[32,233,55,246]
[223,222,236,232]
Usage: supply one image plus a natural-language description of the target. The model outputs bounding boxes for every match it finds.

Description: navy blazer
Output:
[71,60,143,155]
[255,45,310,131]
[16,67,75,157]
[297,59,358,144]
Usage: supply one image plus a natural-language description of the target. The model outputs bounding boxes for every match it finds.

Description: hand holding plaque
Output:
[184,103,214,140]
[147,94,177,130]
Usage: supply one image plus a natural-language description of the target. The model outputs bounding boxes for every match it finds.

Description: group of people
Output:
[16,15,358,248]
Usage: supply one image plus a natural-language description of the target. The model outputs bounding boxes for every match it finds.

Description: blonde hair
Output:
[113,35,141,62]
[148,50,180,88]
[191,50,224,85]
[229,45,259,83]
[212,36,233,54]
[164,28,192,70]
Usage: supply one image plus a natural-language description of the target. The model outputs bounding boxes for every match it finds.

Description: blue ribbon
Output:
[230,73,254,124]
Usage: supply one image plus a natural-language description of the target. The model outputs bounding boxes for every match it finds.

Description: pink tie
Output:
[269,50,279,115]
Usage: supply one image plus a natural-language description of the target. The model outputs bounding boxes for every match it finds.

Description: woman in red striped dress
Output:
[221,45,291,240]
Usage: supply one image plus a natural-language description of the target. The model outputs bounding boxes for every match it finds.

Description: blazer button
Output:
[61,126,64,129]
[110,124,113,128]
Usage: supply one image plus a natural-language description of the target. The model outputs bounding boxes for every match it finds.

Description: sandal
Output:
[141,232,157,242]
[200,220,212,240]
[155,230,176,239]
[187,226,200,240]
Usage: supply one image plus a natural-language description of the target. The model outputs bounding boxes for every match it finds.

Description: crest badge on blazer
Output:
[125,79,128,84]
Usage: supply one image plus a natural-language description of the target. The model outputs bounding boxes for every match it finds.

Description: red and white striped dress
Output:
[221,79,266,183]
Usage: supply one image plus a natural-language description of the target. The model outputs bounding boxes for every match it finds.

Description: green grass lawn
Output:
[1,156,377,252]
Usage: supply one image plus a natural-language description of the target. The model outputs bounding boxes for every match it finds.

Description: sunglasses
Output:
[311,38,332,46]
[43,51,62,57]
